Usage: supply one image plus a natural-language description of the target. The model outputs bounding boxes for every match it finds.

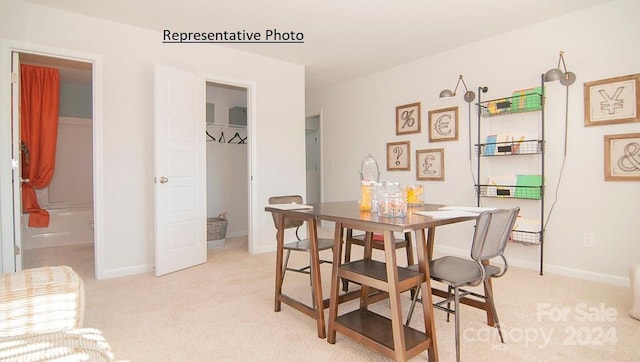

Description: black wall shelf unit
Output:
[475,75,546,275]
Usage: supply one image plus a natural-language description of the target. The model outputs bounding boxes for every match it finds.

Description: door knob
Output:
[159,177,168,184]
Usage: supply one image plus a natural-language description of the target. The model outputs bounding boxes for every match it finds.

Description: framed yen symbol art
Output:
[428,106,459,142]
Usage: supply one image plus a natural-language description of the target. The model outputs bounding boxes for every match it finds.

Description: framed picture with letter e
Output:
[604,132,640,181]
[428,107,458,142]
[416,148,444,181]
[395,102,421,135]
[584,73,640,126]
[386,141,410,171]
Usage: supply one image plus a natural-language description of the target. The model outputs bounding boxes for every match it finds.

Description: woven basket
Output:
[207,213,228,248]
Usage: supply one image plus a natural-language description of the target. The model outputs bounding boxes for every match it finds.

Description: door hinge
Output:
[14,245,20,256]
[11,73,18,84]
[11,159,19,169]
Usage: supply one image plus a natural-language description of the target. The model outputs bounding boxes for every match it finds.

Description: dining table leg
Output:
[327,222,344,344]
[274,214,285,312]
[359,232,374,309]
[418,227,439,362]
[383,229,408,360]
[482,260,497,327]
[306,217,327,338]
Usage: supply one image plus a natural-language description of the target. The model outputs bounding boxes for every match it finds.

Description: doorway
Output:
[14,52,96,277]
[305,113,322,204]
[205,82,249,247]
[153,67,254,275]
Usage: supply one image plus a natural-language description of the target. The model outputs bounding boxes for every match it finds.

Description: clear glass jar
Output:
[370,182,382,213]
[377,182,407,217]
[405,184,424,205]
[359,181,372,211]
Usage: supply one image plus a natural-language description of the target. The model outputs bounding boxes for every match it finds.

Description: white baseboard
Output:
[435,245,630,287]
[540,263,629,287]
[98,263,153,280]
[226,230,247,238]
[252,244,276,254]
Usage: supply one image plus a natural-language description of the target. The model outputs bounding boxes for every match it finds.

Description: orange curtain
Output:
[20,64,60,227]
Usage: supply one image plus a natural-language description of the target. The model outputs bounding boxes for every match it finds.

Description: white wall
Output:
[307,0,640,285]
[0,0,305,277]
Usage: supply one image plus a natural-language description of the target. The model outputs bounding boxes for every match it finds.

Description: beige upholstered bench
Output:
[0,265,116,361]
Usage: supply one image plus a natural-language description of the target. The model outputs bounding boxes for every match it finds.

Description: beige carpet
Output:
[23,236,639,361]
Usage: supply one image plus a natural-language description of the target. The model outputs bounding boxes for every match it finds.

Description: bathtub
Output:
[21,207,94,250]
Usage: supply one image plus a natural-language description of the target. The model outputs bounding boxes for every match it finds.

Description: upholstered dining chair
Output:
[342,229,414,291]
[268,195,334,308]
[405,207,520,362]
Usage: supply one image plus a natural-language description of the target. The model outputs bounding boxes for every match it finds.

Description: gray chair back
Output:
[470,207,520,262]
[268,195,305,231]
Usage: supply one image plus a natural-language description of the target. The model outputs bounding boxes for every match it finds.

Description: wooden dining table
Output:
[265,201,489,361]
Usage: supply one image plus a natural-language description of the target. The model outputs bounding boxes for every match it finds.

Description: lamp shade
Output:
[559,71,576,86]
[439,89,455,98]
[544,67,563,82]
[463,90,476,103]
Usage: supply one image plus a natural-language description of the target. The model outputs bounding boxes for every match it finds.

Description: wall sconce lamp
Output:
[439,74,476,102]
[546,51,575,158]
[544,51,576,86]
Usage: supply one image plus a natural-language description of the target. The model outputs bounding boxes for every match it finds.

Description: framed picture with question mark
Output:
[395,102,421,135]
[428,106,458,142]
[416,148,444,181]
[386,141,410,171]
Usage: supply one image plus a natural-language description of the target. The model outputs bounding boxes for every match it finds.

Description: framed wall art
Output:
[386,141,410,171]
[584,73,640,126]
[395,102,421,135]
[604,132,640,181]
[428,106,458,142]
[416,148,444,181]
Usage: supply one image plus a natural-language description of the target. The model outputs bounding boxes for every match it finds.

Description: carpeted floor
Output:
[23,236,639,361]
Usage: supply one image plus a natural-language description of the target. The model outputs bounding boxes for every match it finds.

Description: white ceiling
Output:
[24,0,613,91]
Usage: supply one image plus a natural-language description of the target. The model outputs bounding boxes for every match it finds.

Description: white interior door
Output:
[154,64,206,276]
[11,51,23,271]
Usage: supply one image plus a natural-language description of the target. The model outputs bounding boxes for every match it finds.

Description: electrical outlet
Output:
[583,232,595,247]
